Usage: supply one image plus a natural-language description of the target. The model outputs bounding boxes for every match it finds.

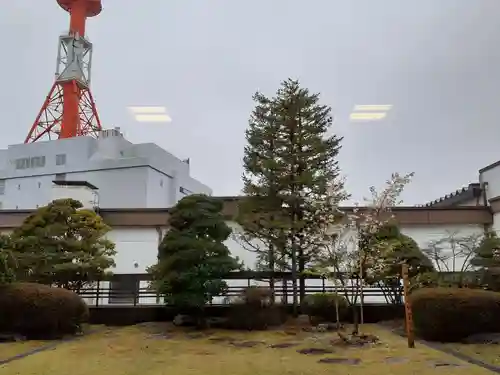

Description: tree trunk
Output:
[334,284,341,331]
[352,278,360,336]
[291,239,299,317]
[299,254,306,302]
[359,266,364,328]
[268,243,275,304]
[351,305,359,335]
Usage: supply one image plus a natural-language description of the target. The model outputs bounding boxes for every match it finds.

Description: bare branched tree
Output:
[422,232,486,287]
[423,232,482,273]
[314,172,415,334]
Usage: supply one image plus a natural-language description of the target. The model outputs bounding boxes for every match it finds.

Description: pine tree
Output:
[241,79,348,311]
[10,198,116,290]
[149,194,241,326]
[240,92,288,293]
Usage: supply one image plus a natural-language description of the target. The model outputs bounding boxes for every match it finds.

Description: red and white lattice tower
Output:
[25,0,103,143]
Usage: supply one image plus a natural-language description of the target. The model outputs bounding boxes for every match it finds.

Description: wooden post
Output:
[401,263,415,348]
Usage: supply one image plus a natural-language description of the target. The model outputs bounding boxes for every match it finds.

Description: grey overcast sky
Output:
[1,0,500,205]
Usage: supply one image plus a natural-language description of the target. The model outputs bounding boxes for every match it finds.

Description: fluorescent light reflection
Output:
[128,106,167,114]
[353,104,392,111]
[134,114,172,123]
[350,104,392,122]
[349,112,387,121]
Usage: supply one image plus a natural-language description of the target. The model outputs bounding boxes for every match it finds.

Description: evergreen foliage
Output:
[0,235,16,285]
[10,198,116,290]
[150,194,241,312]
[470,231,500,290]
[241,79,348,305]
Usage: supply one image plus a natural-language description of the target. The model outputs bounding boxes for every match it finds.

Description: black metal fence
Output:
[74,271,404,308]
[70,270,476,308]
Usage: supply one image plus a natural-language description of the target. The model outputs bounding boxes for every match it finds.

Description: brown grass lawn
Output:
[0,340,49,362]
[0,324,493,375]
[0,325,102,364]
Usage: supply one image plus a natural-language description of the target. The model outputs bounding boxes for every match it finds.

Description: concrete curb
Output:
[377,324,500,373]
[0,327,109,367]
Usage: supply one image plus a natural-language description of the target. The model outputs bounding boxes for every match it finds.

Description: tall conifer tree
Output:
[242,79,348,310]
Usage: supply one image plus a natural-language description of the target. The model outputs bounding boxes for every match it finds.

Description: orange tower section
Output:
[25,0,103,143]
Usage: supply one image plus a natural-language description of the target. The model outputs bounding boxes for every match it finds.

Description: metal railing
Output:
[71,271,404,308]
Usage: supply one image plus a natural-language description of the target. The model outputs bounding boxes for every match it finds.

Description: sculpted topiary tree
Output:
[10,198,116,290]
[149,194,241,327]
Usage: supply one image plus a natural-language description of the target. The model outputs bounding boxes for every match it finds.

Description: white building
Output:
[0,128,211,210]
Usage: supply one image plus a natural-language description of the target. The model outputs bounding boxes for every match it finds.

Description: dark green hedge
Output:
[411,287,500,342]
[0,282,89,339]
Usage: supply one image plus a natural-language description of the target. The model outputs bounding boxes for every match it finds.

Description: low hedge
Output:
[0,282,89,339]
[411,287,500,342]
[301,293,349,324]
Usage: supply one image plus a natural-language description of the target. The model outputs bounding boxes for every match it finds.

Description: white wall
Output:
[1,221,487,306]
[0,135,212,210]
[0,165,207,210]
[481,165,500,200]
[402,224,484,250]
[2,175,54,209]
[108,228,160,274]
[146,169,173,208]
[71,168,149,209]
[221,221,487,305]
[226,222,485,269]
[493,213,500,234]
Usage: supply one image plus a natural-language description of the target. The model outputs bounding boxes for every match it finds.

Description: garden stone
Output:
[231,340,264,348]
[428,360,463,367]
[318,357,361,365]
[173,314,196,326]
[269,342,298,348]
[297,348,334,355]
[316,323,343,332]
[384,357,408,364]
[209,336,236,343]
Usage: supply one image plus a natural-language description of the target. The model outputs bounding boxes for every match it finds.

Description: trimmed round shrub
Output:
[226,287,287,330]
[0,283,89,339]
[411,287,500,342]
[301,293,349,323]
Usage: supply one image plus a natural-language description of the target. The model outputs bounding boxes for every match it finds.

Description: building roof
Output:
[419,183,482,208]
[0,197,492,228]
